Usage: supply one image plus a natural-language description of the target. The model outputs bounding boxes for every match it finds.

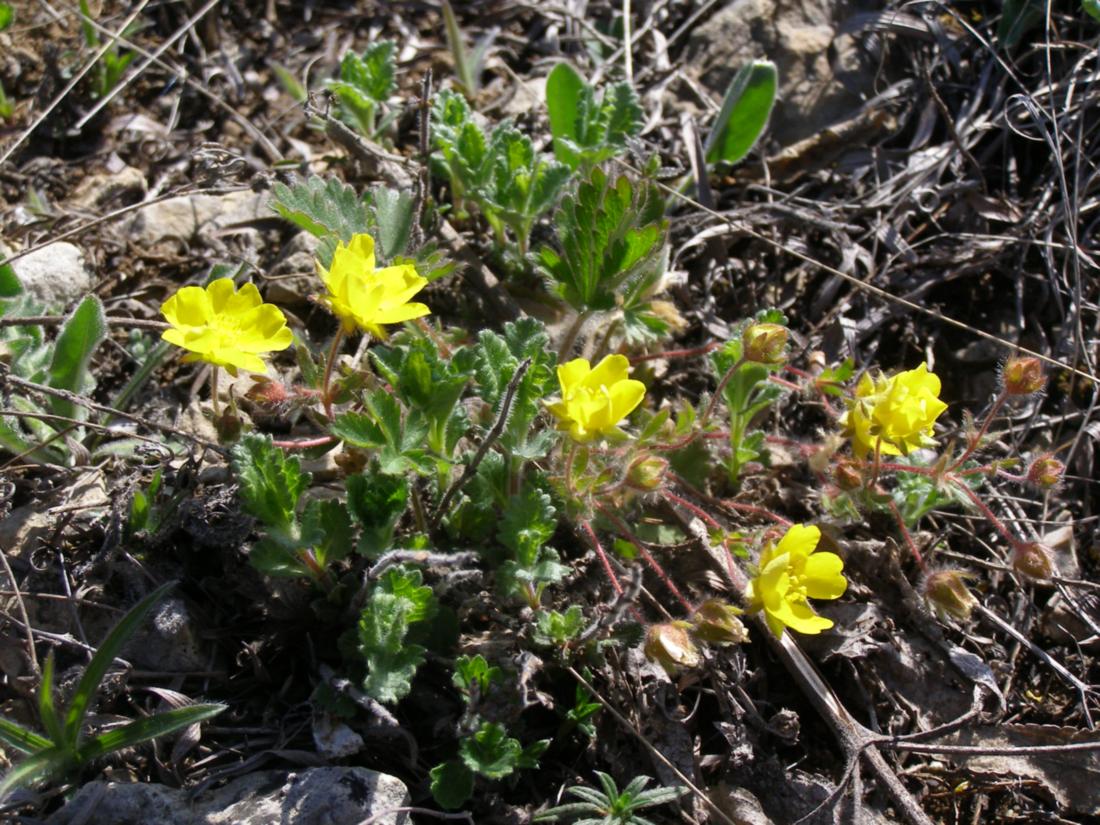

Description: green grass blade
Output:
[37,651,64,746]
[704,60,777,166]
[0,717,52,755]
[0,747,68,800]
[442,0,475,98]
[76,704,226,762]
[62,581,176,745]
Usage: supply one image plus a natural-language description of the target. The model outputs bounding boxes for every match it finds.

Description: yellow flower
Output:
[546,355,646,443]
[841,362,947,458]
[746,524,847,638]
[161,279,292,376]
[318,233,430,338]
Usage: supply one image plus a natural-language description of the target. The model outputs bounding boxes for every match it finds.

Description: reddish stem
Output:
[887,500,927,570]
[597,505,694,614]
[271,435,337,450]
[578,518,624,596]
[631,342,721,364]
[952,478,1019,547]
[948,391,1007,472]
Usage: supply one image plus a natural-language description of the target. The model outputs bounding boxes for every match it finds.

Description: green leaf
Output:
[499,488,556,569]
[1086,0,1100,22]
[430,760,475,810]
[231,434,309,540]
[538,167,667,313]
[453,654,502,696]
[359,594,426,703]
[459,721,522,779]
[546,64,642,170]
[0,747,69,800]
[704,60,777,166]
[247,538,311,578]
[0,260,21,298]
[270,176,371,242]
[76,703,225,763]
[347,470,408,557]
[63,581,176,746]
[359,566,437,703]
[47,295,106,421]
[37,652,64,745]
[370,187,415,260]
[441,0,476,97]
[533,605,586,647]
[269,60,307,103]
[0,5,13,32]
[300,498,353,569]
[342,41,396,102]
[0,716,52,755]
[377,566,437,624]
[546,63,587,166]
[472,318,555,453]
[516,738,550,770]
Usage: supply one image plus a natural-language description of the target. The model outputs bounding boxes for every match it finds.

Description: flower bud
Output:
[690,600,749,646]
[626,456,668,491]
[246,377,290,406]
[1012,542,1054,580]
[923,569,978,621]
[213,408,242,442]
[1026,455,1064,489]
[1002,357,1045,396]
[644,621,701,674]
[742,323,788,364]
[834,459,864,491]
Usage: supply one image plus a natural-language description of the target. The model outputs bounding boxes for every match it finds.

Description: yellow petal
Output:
[774,524,820,561]
[802,552,848,600]
[608,379,646,422]
[557,358,592,397]
[584,354,631,391]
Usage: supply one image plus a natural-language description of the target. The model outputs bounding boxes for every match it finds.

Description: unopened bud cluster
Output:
[1012,542,1054,580]
[923,569,978,621]
[1026,455,1064,489]
[644,599,747,674]
[742,323,789,364]
[1002,356,1045,396]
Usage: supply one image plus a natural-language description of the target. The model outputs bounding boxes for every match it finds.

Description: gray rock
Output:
[9,241,94,308]
[127,190,274,247]
[49,768,410,825]
[683,0,873,147]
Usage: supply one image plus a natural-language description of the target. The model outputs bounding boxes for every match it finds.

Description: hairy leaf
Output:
[232,434,309,540]
[47,295,106,422]
[704,61,777,166]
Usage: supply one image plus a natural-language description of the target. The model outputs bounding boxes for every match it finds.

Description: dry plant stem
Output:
[669,503,937,825]
[209,367,221,418]
[948,390,1008,472]
[566,667,742,825]
[72,0,225,132]
[596,504,693,613]
[556,310,592,362]
[0,316,170,331]
[974,603,1096,727]
[1,372,225,454]
[0,550,38,675]
[610,157,1099,387]
[578,518,624,596]
[0,0,152,167]
[320,328,345,420]
[630,342,721,364]
[428,359,531,532]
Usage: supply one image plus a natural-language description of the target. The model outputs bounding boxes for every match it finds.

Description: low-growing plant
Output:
[0,582,225,800]
[545,63,643,170]
[534,772,688,824]
[78,0,138,101]
[431,89,571,255]
[326,40,397,138]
